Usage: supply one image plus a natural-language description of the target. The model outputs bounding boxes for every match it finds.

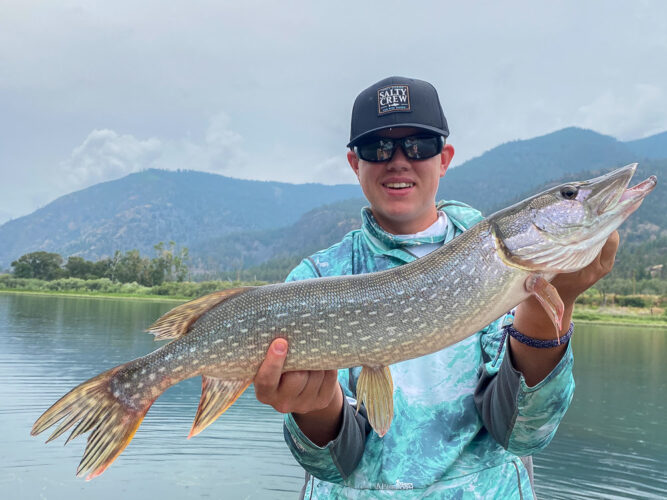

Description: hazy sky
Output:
[1,0,666,223]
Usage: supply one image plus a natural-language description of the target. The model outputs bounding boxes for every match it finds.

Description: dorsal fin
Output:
[146,287,253,341]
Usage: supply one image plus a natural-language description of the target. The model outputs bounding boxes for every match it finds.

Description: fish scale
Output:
[182,220,527,374]
[31,163,657,480]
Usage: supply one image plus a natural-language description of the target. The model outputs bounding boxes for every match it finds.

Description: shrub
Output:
[616,295,650,308]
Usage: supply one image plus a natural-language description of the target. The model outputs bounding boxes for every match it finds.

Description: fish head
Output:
[492,163,657,273]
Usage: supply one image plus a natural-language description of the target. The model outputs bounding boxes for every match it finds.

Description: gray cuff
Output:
[474,336,522,449]
[283,386,371,480]
[330,398,372,478]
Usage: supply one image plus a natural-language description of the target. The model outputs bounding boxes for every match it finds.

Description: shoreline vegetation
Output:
[1,275,665,328]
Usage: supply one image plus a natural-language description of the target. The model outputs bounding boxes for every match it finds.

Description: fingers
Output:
[598,230,620,274]
[290,370,325,408]
[289,369,339,414]
[254,338,340,414]
[318,369,340,406]
[254,338,288,397]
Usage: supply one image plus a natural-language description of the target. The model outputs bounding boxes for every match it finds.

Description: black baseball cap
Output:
[347,76,449,148]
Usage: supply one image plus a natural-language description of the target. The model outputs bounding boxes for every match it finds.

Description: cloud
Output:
[60,112,251,191]
[60,129,162,190]
[184,112,247,173]
[311,155,358,185]
[574,84,667,140]
[58,111,359,193]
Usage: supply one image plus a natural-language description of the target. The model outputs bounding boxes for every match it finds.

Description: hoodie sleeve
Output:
[283,371,371,482]
[474,315,575,455]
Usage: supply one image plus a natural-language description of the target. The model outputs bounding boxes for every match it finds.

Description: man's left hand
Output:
[550,230,620,308]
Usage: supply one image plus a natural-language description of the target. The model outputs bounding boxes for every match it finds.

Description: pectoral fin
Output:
[525,275,564,342]
[356,365,394,437]
[188,376,251,438]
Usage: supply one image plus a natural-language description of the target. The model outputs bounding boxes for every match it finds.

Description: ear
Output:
[347,150,360,179]
[439,144,455,178]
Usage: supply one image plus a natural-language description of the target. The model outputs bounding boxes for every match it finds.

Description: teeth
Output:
[385,183,414,188]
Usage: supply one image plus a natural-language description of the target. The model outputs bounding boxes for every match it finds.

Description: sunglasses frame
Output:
[354,134,445,163]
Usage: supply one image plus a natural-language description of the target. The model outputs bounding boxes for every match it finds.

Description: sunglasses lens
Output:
[356,139,395,162]
[403,136,441,159]
[356,135,442,162]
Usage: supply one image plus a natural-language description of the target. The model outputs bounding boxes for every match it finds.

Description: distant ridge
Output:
[625,130,667,160]
[438,127,643,212]
[1,127,665,272]
[0,170,361,268]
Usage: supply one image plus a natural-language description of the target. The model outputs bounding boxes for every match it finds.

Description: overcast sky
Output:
[1,0,666,223]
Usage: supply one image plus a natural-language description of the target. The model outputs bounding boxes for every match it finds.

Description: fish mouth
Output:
[589,163,657,216]
[614,175,658,215]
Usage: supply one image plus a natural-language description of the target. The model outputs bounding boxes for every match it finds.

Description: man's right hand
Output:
[254,338,344,445]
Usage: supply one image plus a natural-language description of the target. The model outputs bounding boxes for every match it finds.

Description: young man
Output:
[254,76,618,498]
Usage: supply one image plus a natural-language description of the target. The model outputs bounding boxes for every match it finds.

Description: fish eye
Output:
[560,186,578,200]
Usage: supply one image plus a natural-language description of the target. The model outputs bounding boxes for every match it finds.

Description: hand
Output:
[254,338,341,415]
[514,230,620,341]
[550,230,620,307]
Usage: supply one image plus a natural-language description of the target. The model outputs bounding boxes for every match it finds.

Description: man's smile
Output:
[382,177,416,193]
[384,182,415,189]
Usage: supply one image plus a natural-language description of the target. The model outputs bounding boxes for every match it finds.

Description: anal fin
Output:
[188,376,251,438]
[525,275,565,343]
[356,365,394,437]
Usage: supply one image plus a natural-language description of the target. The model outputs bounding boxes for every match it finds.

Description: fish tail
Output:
[31,363,160,480]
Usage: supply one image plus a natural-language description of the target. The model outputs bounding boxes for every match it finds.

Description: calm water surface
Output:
[1,293,665,499]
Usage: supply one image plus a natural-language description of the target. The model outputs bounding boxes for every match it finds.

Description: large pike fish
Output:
[32,164,656,479]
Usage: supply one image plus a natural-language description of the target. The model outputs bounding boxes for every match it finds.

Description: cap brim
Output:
[347,124,449,148]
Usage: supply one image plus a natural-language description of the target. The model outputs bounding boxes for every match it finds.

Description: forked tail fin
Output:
[31,364,159,480]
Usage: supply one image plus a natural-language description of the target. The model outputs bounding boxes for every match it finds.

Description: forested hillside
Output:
[0,170,361,267]
[1,127,664,281]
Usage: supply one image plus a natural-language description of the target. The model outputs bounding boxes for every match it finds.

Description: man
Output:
[254,76,618,498]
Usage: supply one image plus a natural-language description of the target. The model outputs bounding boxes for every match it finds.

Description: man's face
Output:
[347,127,454,235]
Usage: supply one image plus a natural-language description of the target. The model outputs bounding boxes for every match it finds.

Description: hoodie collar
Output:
[360,202,461,262]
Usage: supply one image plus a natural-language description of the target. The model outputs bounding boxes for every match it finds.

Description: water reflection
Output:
[534,324,667,500]
[1,294,665,499]
[0,293,303,500]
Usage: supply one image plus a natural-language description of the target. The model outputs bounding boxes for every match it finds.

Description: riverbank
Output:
[0,288,189,302]
[2,288,666,327]
[572,306,667,327]
[0,275,266,302]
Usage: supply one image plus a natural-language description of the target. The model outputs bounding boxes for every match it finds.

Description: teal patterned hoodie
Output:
[283,201,575,499]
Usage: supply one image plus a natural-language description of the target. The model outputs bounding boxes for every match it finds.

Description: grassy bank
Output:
[0,275,266,301]
[572,305,667,327]
[0,288,190,302]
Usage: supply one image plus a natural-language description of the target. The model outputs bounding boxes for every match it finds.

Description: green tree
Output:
[173,246,189,282]
[152,241,190,283]
[113,250,151,285]
[11,251,65,280]
[92,258,113,279]
[65,256,96,279]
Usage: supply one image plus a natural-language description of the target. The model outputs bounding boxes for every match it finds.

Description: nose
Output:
[386,145,410,170]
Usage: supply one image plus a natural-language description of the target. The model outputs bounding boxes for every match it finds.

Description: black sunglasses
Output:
[354,134,444,163]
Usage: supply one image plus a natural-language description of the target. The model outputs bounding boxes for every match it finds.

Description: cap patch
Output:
[377,85,410,115]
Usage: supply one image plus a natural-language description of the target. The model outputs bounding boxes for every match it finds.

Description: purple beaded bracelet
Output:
[504,321,574,348]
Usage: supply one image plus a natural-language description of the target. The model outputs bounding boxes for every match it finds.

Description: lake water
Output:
[1,293,665,499]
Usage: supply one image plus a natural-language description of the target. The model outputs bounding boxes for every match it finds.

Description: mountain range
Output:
[0,172,361,269]
[2,127,665,275]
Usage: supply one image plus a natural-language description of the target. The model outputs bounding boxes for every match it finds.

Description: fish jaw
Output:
[493,164,657,274]
[612,174,657,216]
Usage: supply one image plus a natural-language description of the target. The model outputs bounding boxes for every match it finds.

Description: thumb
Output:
[270,337,288,358]
[254,338,288,390]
